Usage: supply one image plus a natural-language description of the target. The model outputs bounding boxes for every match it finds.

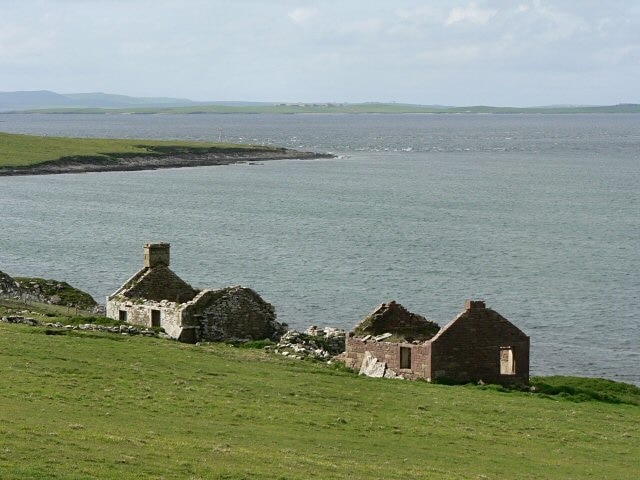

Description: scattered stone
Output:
[272,326,346,361]
[1,315,161,338]
[358,351,405,380]
[0,315,40,326]
[359,351,386,378]
[0,271,24,297]
[373,333,392,342]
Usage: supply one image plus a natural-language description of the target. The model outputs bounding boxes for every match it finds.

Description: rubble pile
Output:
[269,326,346,361]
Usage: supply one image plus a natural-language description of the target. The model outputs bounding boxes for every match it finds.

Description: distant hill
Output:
[0,90,218,111]
[0,90,78,110]
[1,90,639,113]
[63,92,199,108]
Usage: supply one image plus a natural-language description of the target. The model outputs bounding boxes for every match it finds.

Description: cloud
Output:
[0,25,55,59]
[288,7,319,25]
[338,18,382,36]
[396,5,445,23]
[445,2,497,26]
[527,0,589,42]
[0,0,637,104]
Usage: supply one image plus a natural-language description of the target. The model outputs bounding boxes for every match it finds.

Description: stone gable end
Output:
[124,265,197,303]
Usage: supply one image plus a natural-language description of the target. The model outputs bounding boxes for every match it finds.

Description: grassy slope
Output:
[1,323,638,480]
[0,298,122,328]
[0,132,276,168]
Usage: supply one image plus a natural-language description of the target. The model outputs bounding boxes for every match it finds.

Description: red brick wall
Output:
[345,305,530,385]
[430,307,529,384]
[344,337,431,380]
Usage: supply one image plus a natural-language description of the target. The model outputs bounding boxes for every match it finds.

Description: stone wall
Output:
[96,284,284,344]
[430,303,529,384]
[144,243,170,268]
[183,286,284,342]
[1,314,162,337]
[106,296,188,341]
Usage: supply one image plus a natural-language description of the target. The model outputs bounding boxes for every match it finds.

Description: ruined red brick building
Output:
[344,300,530,385]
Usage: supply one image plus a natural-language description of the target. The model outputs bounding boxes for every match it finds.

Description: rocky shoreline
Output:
[0,148,333,176]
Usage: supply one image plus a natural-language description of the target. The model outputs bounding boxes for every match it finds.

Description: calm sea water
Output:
[1,113,638,384]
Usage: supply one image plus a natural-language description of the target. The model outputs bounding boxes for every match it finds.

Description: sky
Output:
[1,0,639,106]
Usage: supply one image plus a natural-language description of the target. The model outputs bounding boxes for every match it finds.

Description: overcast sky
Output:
[1,0,638,106]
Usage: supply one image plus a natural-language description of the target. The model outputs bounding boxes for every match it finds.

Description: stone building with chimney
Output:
[344,300,530,385]
[106,243,285,343]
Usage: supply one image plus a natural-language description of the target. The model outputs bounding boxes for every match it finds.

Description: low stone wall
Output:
[1,315,163,337]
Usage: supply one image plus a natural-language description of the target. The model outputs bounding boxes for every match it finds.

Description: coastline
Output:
[0,148,334,176]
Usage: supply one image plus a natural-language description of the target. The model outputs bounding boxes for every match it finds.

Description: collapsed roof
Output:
[353,300,440,343]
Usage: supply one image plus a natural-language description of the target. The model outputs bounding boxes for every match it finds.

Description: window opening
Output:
[500,347,515,375]
[119,310,127,322]
[400,346,412,369]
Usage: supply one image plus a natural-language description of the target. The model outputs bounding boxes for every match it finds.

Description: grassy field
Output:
[16,103,640,115]
[1,322,638,480]
[0,132,277,168]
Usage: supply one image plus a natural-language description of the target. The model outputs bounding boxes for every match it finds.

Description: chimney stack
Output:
[144,243,170,268]
[465,299,486,310]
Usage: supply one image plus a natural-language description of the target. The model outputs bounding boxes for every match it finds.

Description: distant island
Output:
[0,132,331,176]
[1,90,639,114]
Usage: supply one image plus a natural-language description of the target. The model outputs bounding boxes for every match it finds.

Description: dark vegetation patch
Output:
[231,339,277,349]
[530,376,640,406]
[14,276,97,309]
[461,376,640,406]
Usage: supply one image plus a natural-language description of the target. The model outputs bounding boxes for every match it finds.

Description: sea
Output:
[0,112,638,385]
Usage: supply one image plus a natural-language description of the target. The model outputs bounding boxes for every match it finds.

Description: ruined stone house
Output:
[106,243,285,343]
[344,300,530,385]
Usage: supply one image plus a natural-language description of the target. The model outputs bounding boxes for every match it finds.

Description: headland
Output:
[0,132,332,176]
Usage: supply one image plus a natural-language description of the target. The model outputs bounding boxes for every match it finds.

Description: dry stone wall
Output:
[185,286,285,342]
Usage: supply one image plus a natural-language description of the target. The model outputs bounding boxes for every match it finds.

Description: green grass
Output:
[0,132,278,168]
[15,102,640,115]
[0,323,638,479]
